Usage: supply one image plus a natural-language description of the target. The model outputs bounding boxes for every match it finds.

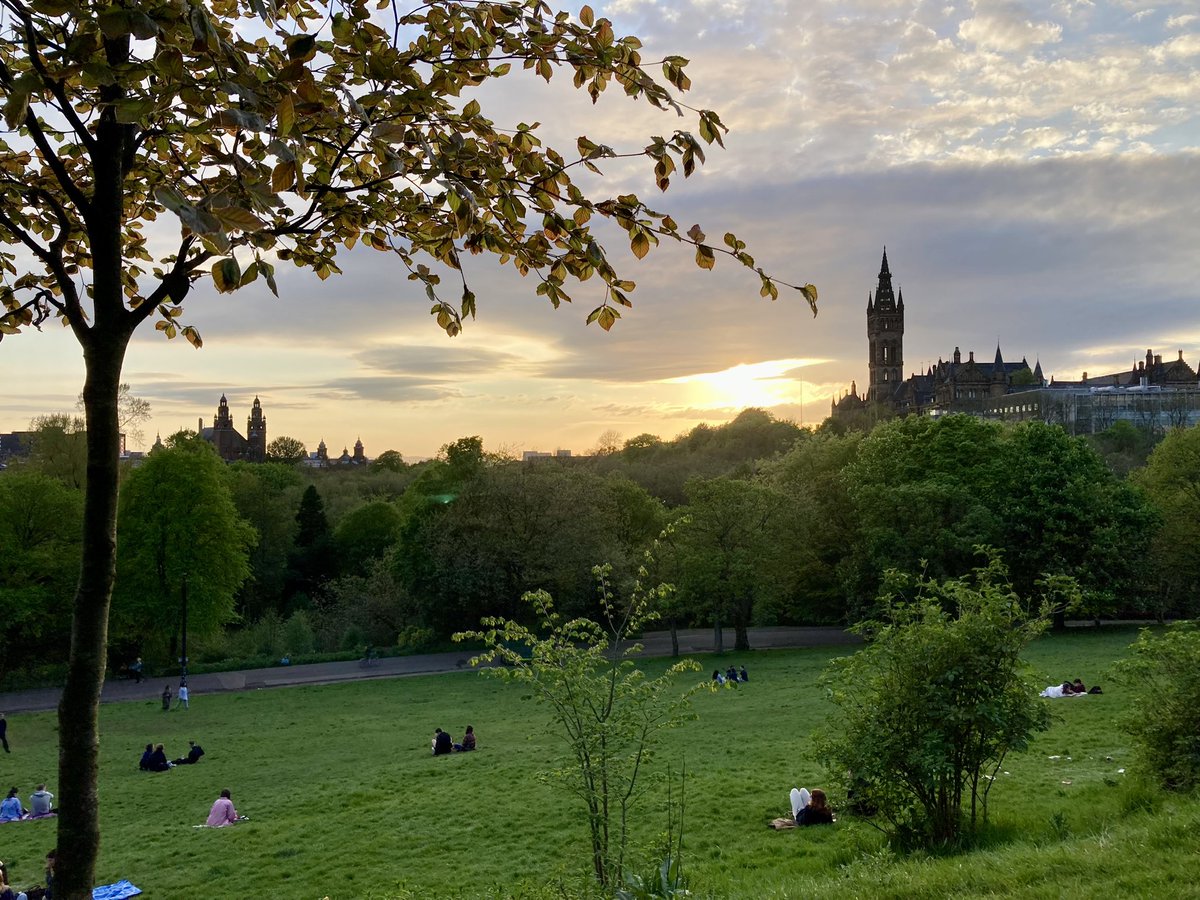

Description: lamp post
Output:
[179,572,189,685]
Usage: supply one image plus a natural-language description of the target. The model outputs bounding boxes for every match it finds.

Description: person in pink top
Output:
[205,789,238,827]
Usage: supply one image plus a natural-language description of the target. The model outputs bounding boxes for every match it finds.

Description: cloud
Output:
[958,0,1064,51]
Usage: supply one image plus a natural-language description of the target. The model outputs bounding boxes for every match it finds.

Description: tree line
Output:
[4,406,1198,681]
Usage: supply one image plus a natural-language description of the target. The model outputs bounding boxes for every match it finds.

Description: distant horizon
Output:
[3,0,1197,459]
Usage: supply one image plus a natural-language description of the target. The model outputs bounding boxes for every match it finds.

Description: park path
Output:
[0,626,860,714]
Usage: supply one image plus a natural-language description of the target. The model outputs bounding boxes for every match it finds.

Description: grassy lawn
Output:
[1,626,1196,898]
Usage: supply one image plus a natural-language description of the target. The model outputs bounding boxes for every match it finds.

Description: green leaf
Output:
[286,34,317,61]
[695,245,715,270]
[2,89,29,131]
[113,98,156,125]
[211,258,241,293]
[630,232,650,260]
[276,93,294,137]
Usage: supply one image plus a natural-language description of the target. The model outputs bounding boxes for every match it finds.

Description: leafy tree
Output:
[457,566,700,889]
[111,436,254,657]
[369,449,407,473]
[670,476,790,651]
[76,383,150,449]
[0,0,811,891]
[334,499,402,573]
[26,413,88,489]
[763,429,865,622]
[817,554,1053,847]
[399,462,633,633]
[843,416,1152,623]
[1115,623,1200,791]
[266,435,308,464]
[226,461,304,620]
[0,472,82,678]
[1132,426,1200,619]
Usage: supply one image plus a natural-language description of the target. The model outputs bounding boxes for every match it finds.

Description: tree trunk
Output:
[669,620,679,658]
[734,621,750,652]
[57,336,129,899]
[713,613,723,654]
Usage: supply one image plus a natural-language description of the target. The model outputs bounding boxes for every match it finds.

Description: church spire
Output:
[873,246,896,311]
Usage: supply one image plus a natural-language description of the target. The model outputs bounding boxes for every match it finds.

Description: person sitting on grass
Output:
[455,725,476,752]
[205,789,239,827]
[432,728,453,756]
[712,669,725,686]
[147,743,171,772]
[173,741,205,765]
[0,787,27,822]
[1071,678,1087,694]
[789,787,834,826]
[28,784,54,819]
[138,743,154,771]
[0,860,24,900]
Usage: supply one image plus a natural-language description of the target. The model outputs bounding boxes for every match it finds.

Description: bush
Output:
[395,625,435,653]
[1116,622,1200,791]
[283,610,316,655]
[817,552,1053,847]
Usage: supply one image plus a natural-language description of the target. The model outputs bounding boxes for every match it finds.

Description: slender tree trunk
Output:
[57,336,128,899]
[669,619,679,658]
[713,613,723,654]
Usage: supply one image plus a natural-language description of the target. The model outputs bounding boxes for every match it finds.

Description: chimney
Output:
[1154,354,1162,366]
[1082,371,1088,382]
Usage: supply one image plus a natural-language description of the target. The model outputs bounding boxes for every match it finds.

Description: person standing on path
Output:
[131,657,144,684]
[0,713,8,753]
[161,685,172,711]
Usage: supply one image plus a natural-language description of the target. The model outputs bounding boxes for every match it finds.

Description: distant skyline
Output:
[2,0,1198,458]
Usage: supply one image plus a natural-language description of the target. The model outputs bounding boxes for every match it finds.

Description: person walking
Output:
[131,657,144,684]
[0,714,8,753]
[161,685,172,711]
[174,681,189,710]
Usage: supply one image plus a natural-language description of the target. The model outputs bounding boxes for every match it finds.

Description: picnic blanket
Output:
[92,880,142,900]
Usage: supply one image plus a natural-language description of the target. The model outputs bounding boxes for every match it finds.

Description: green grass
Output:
[1,626,1196,898]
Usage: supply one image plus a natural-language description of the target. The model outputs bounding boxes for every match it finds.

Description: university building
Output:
[833,251,1200,434]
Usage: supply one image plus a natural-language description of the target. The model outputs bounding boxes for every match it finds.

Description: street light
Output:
[179,572,189,685]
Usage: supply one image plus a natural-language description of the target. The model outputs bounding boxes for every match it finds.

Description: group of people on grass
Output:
[139,740,204,771]
[0,785,56,822]
[431,725,477,756]
[712,665,749,686]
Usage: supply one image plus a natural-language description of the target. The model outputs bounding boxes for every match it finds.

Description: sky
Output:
[2,0,1198,459]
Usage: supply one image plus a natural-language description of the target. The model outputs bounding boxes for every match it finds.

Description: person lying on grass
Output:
[173,740,205,765]
[789,788,834,826]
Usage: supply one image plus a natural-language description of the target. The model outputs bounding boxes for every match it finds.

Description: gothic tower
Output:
[247,396,267,463]
[866,248,904,403]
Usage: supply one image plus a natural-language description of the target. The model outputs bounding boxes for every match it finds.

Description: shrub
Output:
[817,552,1053,847]
[283,610,317,655]
[395,625,435,653]
[1115,622,1200,791]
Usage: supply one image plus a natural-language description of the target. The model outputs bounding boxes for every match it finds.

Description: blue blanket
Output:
[92,880,142,900]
